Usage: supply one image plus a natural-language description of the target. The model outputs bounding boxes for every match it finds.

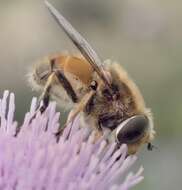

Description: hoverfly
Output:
[28,1,155,154]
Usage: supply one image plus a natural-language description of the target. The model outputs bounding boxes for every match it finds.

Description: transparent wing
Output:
[45,1,111,88]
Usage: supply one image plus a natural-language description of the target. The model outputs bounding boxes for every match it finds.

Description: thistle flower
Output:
[0,90,143,190]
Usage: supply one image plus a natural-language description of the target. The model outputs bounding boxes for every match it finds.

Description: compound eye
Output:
[116,115,149,144]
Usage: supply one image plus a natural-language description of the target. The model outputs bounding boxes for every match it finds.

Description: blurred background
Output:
[0,0,181,189]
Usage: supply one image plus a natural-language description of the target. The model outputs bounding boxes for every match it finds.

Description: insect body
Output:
[28,1,155,154]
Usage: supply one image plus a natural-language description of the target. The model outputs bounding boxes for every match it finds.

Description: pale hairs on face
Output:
[145,108,155,140]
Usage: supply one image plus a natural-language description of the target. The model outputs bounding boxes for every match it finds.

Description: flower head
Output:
[0,90,143,190]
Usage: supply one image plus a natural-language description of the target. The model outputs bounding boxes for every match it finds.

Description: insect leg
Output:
[30,68,78,123]
[39,72,55,113]
[29,72,55,124]
[54,70,78,103]
[66,90,96,125]
[55,81,98,140]
[39,68,79,113]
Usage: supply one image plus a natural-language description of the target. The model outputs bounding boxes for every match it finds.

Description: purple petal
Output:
[0,91,144,190]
